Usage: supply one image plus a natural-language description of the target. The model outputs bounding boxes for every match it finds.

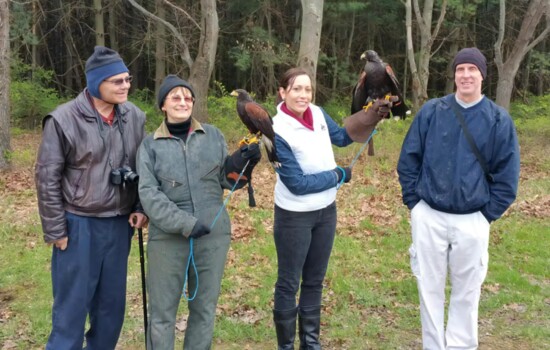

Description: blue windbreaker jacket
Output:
[397,94,520,222]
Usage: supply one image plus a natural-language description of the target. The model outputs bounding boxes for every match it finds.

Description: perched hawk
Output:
[230,89,280,168]
[351,50,409,118]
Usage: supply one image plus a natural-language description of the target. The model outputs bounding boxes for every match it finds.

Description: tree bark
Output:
[109,0,118,51]
[188,0,219,121]
[94,0,105,46]
[297,0,323,96]
[154,0,166,97]
[405,0,421,111]
[445,3,463,94]
[127,0,218,121]
[0,0,11,169]
[406,0,447,110]
[494,0,550,110]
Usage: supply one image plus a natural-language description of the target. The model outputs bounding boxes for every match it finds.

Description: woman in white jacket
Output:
[271,67,392,349]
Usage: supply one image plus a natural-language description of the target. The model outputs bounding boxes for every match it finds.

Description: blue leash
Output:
[182,159,251,301]
[336,128,378,190]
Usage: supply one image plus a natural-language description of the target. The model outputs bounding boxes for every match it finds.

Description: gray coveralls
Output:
[137,119,234,350]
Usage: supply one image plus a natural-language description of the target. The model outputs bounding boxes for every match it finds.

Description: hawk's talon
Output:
[362,101,373,112]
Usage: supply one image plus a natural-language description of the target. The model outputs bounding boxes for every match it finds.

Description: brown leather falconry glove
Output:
[344,96,397,155]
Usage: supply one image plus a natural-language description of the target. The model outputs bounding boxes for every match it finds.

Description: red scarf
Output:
[281,103,314,131]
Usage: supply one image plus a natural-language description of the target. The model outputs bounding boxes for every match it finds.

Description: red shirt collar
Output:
[100,109,115,126]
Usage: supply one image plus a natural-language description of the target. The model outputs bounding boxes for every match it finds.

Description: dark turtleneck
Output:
[166,119,192,142]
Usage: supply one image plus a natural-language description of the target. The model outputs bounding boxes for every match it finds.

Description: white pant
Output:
[409,200,490,350]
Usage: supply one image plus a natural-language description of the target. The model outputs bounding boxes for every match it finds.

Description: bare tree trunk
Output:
[521,51,531,99]
[346,10,355,67]
[297,0,324,95]
[331,30,337,92]
[127,0,194,71]
[406,0,447,110]
[293,0,301,47]
[31,0,41,77]
[94,0,105,46]
[188,0,218,121]
[109,0,118,51]
[127,0,218,121]
[445,4,463,94]
[154,0,166,97]
[494,0,550,110]
[62,6,84,93]
[263,0,276,96]
[405,0,422,111]
[0,0,10,170]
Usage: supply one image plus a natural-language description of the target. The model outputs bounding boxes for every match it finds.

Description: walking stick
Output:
[137,228,148,345]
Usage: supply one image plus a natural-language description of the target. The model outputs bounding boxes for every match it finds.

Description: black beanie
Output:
[85,46,129,99]
[452,47,487,79]
[158,75,195,109]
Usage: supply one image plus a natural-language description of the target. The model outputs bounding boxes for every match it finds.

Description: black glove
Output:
[240,142,262,164]
[334,166,352,184]
[225,143,262,186]
[189,220,211,238]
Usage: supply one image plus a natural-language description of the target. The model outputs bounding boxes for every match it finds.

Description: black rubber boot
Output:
[298,305,322,350]
[273,307,298,350]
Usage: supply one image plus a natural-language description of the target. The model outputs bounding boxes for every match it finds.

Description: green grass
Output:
[1,99,549,349]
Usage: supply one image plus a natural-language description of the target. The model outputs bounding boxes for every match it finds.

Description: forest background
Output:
[0,0,549,349]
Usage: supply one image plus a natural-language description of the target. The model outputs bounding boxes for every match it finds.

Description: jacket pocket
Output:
[409,245,421,279]
[201,164,220,180]
[477,251,489,285]
[157,174,183,188]
[64,166,86,201]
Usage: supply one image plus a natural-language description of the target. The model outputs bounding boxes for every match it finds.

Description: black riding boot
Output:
[273,307,298,350]
[298,305,322,350]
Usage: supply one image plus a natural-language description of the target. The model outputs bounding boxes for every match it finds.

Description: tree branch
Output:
[431,0,447,41]
[126,0,193,69]
[163,0,201,30]
[493,0,505,69]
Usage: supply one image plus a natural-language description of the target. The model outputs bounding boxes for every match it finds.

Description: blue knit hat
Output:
[452,47,487,79]
[158,75,195,109]
[85,46,129,99]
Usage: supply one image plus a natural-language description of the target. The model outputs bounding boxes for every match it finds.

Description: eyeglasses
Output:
[104,76,133,85]
[169,96,194,104]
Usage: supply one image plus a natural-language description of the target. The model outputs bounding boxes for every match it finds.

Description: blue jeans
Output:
[46,212,133,350]
[273,202,337,310]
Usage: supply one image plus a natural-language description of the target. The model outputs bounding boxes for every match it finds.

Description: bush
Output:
[10,59,66,129]
[128,88,163,133]
[509,94,550,120]
[207,94,249,144]
[322,96,352,124]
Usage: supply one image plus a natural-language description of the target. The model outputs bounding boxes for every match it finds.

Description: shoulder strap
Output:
[449,100,494,183]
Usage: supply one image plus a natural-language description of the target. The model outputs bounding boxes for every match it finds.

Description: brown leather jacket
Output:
[35,90,146,242]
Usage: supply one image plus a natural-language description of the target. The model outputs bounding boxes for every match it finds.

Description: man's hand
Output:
[129,212,149,228]
[50,237,68,251]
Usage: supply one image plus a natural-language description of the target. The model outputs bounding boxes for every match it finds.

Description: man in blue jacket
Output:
[397,47,520,350]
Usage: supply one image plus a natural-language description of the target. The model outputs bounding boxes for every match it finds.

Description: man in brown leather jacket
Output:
[35,46,148,350]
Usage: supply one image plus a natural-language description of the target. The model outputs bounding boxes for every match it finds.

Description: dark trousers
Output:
[46,212,133,350]
[273,202,337,310]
